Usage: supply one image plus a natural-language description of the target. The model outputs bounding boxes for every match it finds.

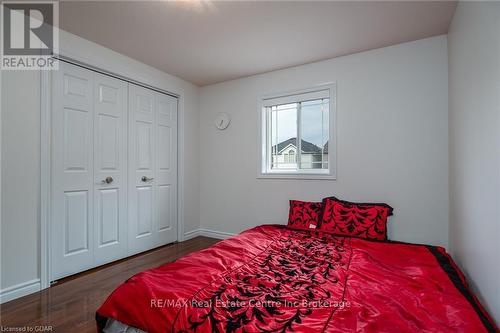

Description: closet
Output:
[50,61,177,280]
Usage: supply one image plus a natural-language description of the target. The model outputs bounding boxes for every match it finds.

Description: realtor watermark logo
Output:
[1,1,59,70]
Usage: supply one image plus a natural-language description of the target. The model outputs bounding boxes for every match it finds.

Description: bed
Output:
[96,225,497,333]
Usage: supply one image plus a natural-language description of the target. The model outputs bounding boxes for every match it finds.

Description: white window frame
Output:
[258,83,337,180]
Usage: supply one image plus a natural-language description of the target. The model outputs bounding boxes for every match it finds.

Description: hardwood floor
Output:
[0,236,219,332]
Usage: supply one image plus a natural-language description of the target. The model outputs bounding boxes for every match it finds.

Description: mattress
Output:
[96,225,497,332]
[102,318,146,333]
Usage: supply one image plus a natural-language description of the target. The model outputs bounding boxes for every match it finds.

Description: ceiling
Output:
[60,1,457,86]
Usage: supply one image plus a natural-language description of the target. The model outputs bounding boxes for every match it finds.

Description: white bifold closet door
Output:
[51,62,177,280]
[51,62,128,279]
[128,84,178,254]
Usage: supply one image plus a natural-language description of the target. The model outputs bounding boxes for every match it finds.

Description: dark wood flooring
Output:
[0,236,219,332]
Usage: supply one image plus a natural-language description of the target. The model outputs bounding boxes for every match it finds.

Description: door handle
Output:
[141,176,154,182]
[101,176,114,184]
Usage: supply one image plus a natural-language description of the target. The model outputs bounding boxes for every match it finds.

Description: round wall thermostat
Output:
[214,112,231,130]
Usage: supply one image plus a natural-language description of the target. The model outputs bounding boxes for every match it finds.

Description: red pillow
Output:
[319,197,393,240]
[287,200,322,231]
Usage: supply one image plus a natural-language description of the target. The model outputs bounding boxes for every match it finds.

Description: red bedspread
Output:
[96,225,497,332]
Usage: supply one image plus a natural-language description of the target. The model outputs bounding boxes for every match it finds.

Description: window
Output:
[260,85,336,178]
[289,150,295,163]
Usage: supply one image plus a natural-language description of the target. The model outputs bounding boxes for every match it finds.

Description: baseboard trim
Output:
[0,279,41,304]
[199,228,236,240]
[184,229,202,240]
[184,228,236,241]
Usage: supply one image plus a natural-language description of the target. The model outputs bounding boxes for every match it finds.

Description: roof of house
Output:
[273,137,327,154]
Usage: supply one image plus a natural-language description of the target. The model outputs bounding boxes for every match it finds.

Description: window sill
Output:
[257,173,336,180]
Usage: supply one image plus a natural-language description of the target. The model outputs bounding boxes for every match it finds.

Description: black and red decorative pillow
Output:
[287,200,322,231]
[319,197,393,240]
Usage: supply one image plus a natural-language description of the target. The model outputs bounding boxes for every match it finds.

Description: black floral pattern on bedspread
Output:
[173,230,352,333]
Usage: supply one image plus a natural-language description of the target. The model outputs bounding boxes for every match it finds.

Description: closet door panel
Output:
[97,188,119,245]
[51,62,95,280]
[136,121,153,171]
[128,84,157,254]
[64,191,89,255]
[157,185,171,230]
[93,73,128,265]
[137,186,153,236]
[155,94,178,245]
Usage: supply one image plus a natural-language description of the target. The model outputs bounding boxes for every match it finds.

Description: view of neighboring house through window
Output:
[261,86,335,176]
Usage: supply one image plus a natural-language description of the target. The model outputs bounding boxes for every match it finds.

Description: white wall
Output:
[448,1,500,322]
[1,70,41,291]
[0,30,201,296]
[199,36,449,246]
